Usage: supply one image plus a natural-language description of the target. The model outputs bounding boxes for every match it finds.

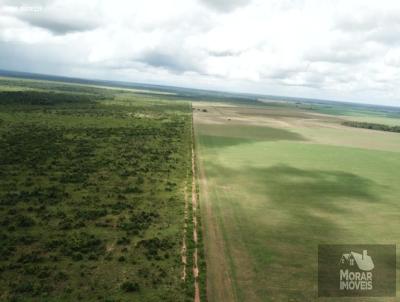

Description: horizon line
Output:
[1,68,399,109]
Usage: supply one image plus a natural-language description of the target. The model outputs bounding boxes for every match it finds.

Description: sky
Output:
[1,0,400,106]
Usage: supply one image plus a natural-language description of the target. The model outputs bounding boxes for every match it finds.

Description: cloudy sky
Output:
[1,0,400,106]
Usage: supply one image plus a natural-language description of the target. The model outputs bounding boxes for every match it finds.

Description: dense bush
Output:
[74,209,107,221]
[0,82,194,301]
[16,215,35,227]
[0,91,94,106]
[138,237,174,260]
[121,281,139,292]
[342,121,400,133]
[60,232,104,257]
[118,211,159,234]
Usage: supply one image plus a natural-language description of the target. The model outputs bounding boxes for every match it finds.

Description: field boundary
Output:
[191,104,209,302]
[192,144,200,302]
[193,108,236,302]
[181,181,189,281]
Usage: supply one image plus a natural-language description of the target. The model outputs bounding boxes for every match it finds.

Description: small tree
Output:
[121,281,139,292]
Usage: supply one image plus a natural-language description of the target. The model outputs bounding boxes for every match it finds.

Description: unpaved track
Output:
[193,112,236,302]
[192,128,200,302]
[182,110,201,302]
[181,185,189,281]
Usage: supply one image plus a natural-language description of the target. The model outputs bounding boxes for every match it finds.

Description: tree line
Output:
[342,121,400,133]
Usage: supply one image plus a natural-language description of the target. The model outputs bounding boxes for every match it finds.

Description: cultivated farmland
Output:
[194,101,400,302]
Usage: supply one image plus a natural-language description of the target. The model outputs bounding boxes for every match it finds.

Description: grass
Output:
[194,103,400,301]
[196,124,305,142]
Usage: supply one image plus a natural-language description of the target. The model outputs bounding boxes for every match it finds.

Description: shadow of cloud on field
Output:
[205,162,378,239]
[199,135,255,149]
[256,164,376,206]
[203,162,380,300]
[198,125,306,149]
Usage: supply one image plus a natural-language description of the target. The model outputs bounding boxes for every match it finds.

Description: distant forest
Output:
[342,121,400,133]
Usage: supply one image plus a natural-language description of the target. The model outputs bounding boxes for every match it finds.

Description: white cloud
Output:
[198,0,252,12]
[0,0,400,105]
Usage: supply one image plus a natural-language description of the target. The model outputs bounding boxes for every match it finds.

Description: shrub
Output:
[72,253,83,261]
[55,271,68,281]
[17,252,43,264]
[121,281,139,292]
[12,281,34,294]
[60,232,104,257]
[16,215,35,227]
[116,237,130,245]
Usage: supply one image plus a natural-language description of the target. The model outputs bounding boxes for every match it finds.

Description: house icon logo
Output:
[340,250,374,271]
[339,250,374,291]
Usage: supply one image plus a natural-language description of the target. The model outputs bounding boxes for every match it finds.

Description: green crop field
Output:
[194,102,400,301]
[0,77,205,302]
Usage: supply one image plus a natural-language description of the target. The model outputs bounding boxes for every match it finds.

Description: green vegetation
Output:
[0,78,200,301]
[195,103,400,302]
[2,73,399,302]
[294,99,400,119]
[342,120,400,133]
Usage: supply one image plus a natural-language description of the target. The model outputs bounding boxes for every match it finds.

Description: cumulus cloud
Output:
[199,0,252,12]
[334,7,400,47]
[0,0,400,105]
[1,0,101,35]
[138,50,201,73]
[20,16,97,35]
[305,48,374,65]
